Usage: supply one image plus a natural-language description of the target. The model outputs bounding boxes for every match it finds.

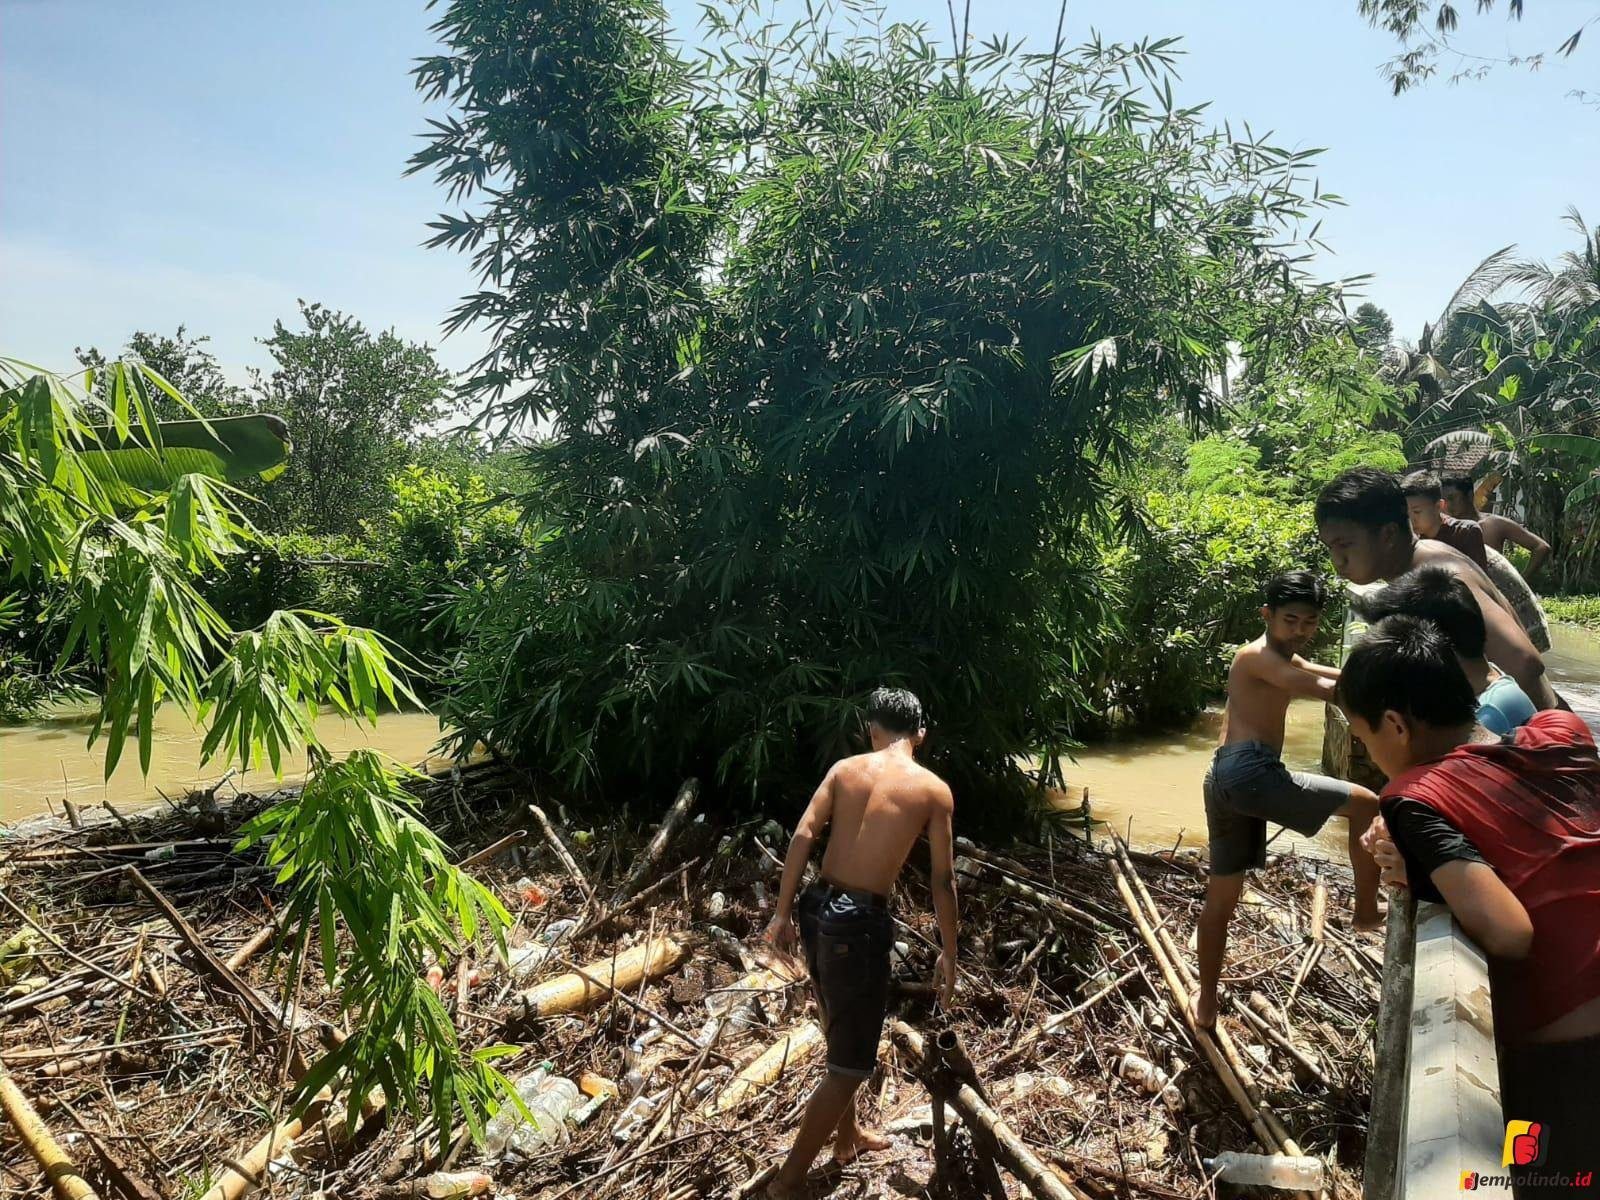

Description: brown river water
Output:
[6,624,1600,838]
[1063,621,1600,860]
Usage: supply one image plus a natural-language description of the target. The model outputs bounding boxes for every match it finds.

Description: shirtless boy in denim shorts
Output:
[1194,571,1382,1028]
[764,688,959,1198]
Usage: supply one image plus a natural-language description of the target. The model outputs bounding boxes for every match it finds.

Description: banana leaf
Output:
[80,414,291,505]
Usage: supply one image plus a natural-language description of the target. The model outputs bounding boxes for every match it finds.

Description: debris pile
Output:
[1,764,1383,1198]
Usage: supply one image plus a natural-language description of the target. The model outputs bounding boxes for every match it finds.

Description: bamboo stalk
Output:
[519,936,688,1018]
[610,779,699,908]
[954,855,1113,934]
[527,803,593,898]
[0,1068,101,1200]
[702,1021,824,1116]
[1309,875,1328,942]
[892,1023,1082,1200]
[1105,858,1278,1153]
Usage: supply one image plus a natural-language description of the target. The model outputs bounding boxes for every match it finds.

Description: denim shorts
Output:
[797,881,893,1079]
[1203,741,1351,876]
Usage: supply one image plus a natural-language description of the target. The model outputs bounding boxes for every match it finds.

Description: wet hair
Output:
[1400,469,1442,503]
[1440,471,1474,501]
[1264,570,1327,611]
[1314,467,1409,533]
[1338,614,1478,730]
[866,687,924,735]
[1356,566,1486,659]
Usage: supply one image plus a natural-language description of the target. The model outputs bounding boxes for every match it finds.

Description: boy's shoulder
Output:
[1230,634,1269,667]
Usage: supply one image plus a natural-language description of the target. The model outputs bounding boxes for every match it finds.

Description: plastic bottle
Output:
[1116,1051,1184,1115]
[483,1063,582,1156]
[611,1089,665,1144]
[1202,1152,1326,1190]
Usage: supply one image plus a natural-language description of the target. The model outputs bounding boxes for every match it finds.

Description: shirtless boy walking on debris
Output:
[764,687,959,1198]
[1195,572,1382,1029]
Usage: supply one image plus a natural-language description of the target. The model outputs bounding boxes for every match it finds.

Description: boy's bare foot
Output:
[1191,992,1218,1031]
[1353,905,1385,932]
[833,1126,892,1165]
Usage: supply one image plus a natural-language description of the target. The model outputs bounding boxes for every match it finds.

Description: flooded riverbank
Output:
[1,706,450,825]
[1065,620,1600,861]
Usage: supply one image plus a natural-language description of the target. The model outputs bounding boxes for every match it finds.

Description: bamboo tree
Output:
[0,355,514,1148]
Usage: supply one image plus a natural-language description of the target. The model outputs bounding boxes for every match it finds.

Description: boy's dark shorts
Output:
[1204,741,1352,876]
[797,881,893,1080]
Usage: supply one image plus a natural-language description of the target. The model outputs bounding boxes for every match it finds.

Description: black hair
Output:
[1264,570,1327,611]
[866,687,924,735]
[1356,566,1486,658]
[1440,471,1474,500]
[1314,467,1409,533]
[1338,614,1478,730]
[1399,469,1442,503]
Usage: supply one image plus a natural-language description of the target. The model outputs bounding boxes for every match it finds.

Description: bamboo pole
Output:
[527,803,592,898]
[702,1021,824,1117]
[1364,890,1417,1200]
[954,856,1112,934]
[611,779,699,906]
[0,1068,101,1200]
[518,936,687,1018]
[1105,859,1278,1153]
[891,1023,1082,1200]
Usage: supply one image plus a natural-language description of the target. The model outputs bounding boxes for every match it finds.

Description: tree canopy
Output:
[415,0,1344,818]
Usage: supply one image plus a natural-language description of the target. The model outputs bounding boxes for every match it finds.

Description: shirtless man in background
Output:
[1196,572,1382,1029]
[764,687,958,1198]
[1441,470,1552,579]
[1316,467,1557,710]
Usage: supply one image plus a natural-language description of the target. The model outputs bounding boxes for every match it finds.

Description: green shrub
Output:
[203,531,368,633]
[1185,437,1268,496]
[1082,491,1336,731]
[1544,594,1600,630]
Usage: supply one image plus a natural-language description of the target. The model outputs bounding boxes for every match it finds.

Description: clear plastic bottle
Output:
[483,1063,582,1156]
[1203,1152,1326,1190]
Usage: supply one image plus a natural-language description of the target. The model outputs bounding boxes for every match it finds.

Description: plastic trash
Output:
[1116,1051,1184,1115]
[506,943,552,981]
[514,877,548,906]
[541,918,578,945]
[143,844,177,862]
[483,1063,582,1157]
[707,891,728,918]
[1203,1152,1326,1190]
[610,1088,666,1144]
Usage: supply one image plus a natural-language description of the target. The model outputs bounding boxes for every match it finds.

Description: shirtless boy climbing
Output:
[764,687,958,1198]
[1195,572,1382,1029]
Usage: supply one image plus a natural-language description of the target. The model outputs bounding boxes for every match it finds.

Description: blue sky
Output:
[3,0,1597,386]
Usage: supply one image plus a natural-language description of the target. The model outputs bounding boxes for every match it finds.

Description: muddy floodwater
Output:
[1065,621,1600,861]
[6,623,1600,838]
[1,706,450,825]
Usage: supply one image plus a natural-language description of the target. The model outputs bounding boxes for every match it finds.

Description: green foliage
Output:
[1358,0,1591,94]
[357,466,530,664]
[418,0,1342,818]
[0,355,510,1148]
[1184,336,1406,502]
[1544,593,1600,629]
[1185,437,1268,496]
[77,328,245,421]
[253,302,454,538]
[237,749,514,1150]
[1351,302,1395,356]
[1085,491,1331,730]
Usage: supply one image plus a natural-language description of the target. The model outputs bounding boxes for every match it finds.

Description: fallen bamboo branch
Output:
[519,936,688,1018]
[955,855,1113,934]
[123,867,283,1035]
[703,1021,823,1117]
[455,828,526,871]
[892,1023,1082,1200]
[0,1067,101,1200]
[0,888,157,1004]
[1105,857,1280,1155]
[527,803,593,898]
[610,779,698,907]
[57,1101,162,1200]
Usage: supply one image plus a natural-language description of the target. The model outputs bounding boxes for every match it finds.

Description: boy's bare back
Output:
[817,749,953,897]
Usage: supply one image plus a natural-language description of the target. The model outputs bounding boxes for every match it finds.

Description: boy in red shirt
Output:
[1341,616,1600,1190]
